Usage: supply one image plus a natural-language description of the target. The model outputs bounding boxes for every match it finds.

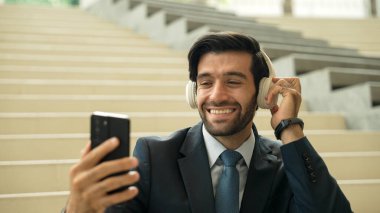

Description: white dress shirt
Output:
[202,125,255,209]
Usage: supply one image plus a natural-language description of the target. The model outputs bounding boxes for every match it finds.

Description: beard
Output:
[199,94,257,137]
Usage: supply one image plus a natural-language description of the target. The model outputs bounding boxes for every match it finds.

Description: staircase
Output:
[255,17,380,58]
[0,3,380,213]
[99,0,380,130]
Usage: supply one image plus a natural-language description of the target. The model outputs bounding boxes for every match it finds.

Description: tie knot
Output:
[220,150,242,167]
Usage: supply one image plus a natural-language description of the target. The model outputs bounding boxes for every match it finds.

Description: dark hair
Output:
[188,32,270,94]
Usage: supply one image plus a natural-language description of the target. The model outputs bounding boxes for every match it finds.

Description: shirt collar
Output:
[202,124,255,168]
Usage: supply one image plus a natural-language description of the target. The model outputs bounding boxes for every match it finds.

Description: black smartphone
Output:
[90,111,130,193]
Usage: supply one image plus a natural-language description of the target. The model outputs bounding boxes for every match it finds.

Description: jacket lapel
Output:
[178,123,216,213]
[240,126,282,213]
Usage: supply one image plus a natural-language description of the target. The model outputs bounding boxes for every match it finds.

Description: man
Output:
[64,32,352,212]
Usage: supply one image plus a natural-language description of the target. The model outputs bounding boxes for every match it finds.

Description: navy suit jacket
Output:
[107,122,352,213]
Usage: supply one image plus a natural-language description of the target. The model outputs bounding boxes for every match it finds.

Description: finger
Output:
[91,186,139,211]
[102,186,139,207]
[275,79,292,89]
[79,137,120,170]
[289,77,301,93]
[266,84,285,105]
[81,157,139,186]
[273,77,301,92]
[80,141,91,159]
[83,171,140,205]
[266,78,291,104]
[88,171,140,196]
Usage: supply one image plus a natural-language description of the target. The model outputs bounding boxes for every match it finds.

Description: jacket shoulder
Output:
[133,126,192,156]
[136,127,191,145]
[257,135,283,159]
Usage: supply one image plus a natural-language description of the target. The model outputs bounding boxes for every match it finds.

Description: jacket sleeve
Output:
[280,137,352,213]
[106,138,151,213]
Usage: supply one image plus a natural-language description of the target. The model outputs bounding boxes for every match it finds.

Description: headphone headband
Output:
[260,50,276,77]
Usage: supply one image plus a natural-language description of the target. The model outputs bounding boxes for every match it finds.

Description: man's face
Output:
[196,51,257,136]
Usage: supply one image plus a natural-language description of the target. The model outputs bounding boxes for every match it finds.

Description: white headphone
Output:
[185,50,277,109]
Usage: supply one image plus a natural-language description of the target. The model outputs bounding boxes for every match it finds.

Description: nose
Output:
[209,81,229,103]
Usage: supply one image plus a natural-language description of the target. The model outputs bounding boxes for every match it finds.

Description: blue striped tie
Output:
[215,150,242,213]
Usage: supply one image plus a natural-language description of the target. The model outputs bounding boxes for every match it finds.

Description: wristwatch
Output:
[274,118,304,140]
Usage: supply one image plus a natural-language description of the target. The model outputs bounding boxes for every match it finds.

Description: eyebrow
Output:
[197,71,248,80]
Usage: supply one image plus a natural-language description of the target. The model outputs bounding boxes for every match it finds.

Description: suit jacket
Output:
[107,122,352,213]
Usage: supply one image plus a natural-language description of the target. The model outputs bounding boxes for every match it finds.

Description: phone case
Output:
[91,111,130,159]
[90,111,130,194]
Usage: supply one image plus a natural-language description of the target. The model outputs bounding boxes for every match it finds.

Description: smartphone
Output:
[90,111,130,193]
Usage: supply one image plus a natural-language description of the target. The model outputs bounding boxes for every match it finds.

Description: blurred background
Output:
[0,0,379,212]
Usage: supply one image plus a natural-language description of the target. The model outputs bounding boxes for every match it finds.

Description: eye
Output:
[227,80,242,85]
[198,80,212,88]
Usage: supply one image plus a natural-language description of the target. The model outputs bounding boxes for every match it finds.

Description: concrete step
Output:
[338,179,380,213]
[255,17,380,58]
[0,79,187,95]
[304,81,380,115]
[0,32,168,47]
[0,52,187,68]
[321,152,380,180]
[0,95,190,112]
[273,53,380,76]
[327,67,380,89]
[0,160,73,194]
[1,152,379,194]
[0,17,125,29]
[347,106,380,130]
[0,41,186,57]
[0,21,136,35]
[0,65,187,81]
[300,67,380,89]
[261,42,361,59]
[0,191,68,213]
[0,111,346,135]
[0,23,144,38]
[301,68,380,109]
[0,4,95,17]
[1,130,379,161]
[0,5,132,30]
[0,12,138,28]
[300,68,380,130]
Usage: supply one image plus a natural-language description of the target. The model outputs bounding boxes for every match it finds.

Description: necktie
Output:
[215,150,242,213]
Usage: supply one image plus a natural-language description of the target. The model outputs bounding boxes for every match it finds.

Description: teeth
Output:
[210,109,233,114]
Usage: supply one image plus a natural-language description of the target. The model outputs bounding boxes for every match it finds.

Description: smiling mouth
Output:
[208,109,235,114]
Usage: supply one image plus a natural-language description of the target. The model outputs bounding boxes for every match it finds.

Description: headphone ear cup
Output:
[186,81,197,109]
[257,77,277,109]
[258,50,277,109]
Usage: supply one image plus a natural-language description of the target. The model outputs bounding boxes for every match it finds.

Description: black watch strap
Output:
[274,118,304,140]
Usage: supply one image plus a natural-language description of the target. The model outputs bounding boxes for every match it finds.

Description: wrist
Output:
[280,124,304,144]
[274,118,304,143]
